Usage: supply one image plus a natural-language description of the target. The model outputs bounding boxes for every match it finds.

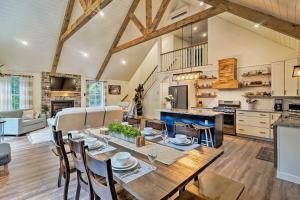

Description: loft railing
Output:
[143,65,158,95]
[161,42,208,72]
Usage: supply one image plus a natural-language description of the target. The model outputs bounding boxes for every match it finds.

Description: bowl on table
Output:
[84,137,98,146]
[143,127,153,135]
[113,152,131,166]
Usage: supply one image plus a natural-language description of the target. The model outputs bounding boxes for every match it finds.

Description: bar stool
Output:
[192,124,214,148]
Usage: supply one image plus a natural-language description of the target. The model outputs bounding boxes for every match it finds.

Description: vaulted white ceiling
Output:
[0,0,300,81]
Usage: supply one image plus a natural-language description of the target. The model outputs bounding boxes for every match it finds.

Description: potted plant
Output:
[41,104,50,117]
[165,95,175,110]
[108,122,141,143]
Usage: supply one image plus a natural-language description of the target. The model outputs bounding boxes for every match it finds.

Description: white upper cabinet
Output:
[285,58,299,96]
[271,61,285,96]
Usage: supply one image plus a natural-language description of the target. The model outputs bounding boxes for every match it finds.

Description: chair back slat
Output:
[128,117,141,126]
[145,120,166,131]
[68,139,86,172]
[52,128,70,170]
[85,152,118,200]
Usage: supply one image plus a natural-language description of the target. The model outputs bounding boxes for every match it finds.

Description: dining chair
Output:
[174,122,201,144]
[84,150,136,200]
[145,119,167,131]
[68,137,91,200]
[127,117,141,127]
[52,128,76,200]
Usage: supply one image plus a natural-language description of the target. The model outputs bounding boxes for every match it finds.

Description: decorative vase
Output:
[165,102,172,110]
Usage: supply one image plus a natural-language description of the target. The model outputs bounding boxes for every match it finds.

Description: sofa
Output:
[0,110,47,136]
[48,106,124,134]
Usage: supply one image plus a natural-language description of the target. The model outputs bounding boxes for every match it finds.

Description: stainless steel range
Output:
[213,100,241,135]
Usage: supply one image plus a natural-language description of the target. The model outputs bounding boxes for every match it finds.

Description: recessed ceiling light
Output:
[80,51,89,58]
[199,1,204,6]
[202,32,207,37]
[254,23,260,28]
[193,26,198,31]
[21,40,28,46]
[121,60,127,65]
[99,11,104,16]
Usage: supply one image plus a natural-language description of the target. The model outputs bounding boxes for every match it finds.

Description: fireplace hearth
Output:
[51,100,74,117]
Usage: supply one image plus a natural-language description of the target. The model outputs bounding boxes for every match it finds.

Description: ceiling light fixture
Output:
[121,60,127,65]
[254,23,260,28]
[193,26,198,31]
[199,1,204,6]
[99,11,104,16]
[173,71,203,81]
[202,32,207,37]
[80,51,89,58]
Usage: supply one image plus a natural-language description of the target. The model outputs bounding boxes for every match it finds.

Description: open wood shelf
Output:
[241,84,271,88]
[195,95,217,98]
[241,73,271,77]
[243,95,273,99]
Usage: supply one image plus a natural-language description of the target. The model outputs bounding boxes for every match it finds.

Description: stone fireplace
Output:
[41,72,81,117]
[51,100,74,117]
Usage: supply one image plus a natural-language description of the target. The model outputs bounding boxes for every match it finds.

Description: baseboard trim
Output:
[277,170,300,184]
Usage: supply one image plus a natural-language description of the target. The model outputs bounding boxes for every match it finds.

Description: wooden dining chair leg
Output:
[57,162,62,187]
[75,172,81,200]
[63,172,70,200]
[3,164,9,175]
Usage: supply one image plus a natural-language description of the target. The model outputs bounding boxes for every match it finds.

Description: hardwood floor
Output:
[0,135,299,200]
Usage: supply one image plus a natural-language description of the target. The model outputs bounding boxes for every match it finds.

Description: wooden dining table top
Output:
[90,134,224,200]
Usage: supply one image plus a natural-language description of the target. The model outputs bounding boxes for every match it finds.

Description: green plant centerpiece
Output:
[108,122,141,143]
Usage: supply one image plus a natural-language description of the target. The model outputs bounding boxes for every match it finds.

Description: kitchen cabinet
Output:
[284,58,299,96]
[236,110,279,140]
[271,61,285,96]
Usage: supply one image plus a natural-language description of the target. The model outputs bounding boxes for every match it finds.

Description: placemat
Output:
[113,159,153,184]
[158,140,200,151]
[89,129,185,165]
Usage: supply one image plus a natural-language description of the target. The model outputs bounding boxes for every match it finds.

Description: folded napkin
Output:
[113,159,153,184]
[158,140,200,151]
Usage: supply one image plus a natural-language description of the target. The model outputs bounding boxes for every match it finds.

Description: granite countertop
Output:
[273,116,300,128]
[237,108,282,113]
[159,109,223,117]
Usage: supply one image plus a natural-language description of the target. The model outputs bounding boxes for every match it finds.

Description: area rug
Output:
[256,147,274,163]
[27,127,52,144]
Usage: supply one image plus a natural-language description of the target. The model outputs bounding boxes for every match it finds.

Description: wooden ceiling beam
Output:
[146,0,152,29]
[60,0,113,42]
[202,0,300,40]
[51,0,75,75]
[79,0,87,10]
[95,0,141,80]
[129,13,146,35]
[112,6,225,53]
[150,0,171,31]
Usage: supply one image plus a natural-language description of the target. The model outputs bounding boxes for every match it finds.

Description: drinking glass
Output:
[103,132,110,147]
[147,149,157,170]
[161,130,168,143]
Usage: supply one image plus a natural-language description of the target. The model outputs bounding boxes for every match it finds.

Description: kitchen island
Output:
[159,109,224,148]
[273,116,300,184]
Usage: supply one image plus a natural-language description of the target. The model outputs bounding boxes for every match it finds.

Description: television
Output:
[50,76,76,91]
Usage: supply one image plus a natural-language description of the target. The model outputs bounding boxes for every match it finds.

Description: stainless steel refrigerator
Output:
[168,85,188,109]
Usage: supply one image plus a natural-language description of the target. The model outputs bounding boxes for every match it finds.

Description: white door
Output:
[285,59,299,96]
[271,61,285,96]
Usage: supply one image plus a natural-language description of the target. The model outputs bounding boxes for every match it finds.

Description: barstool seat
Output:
[192,124,214,148]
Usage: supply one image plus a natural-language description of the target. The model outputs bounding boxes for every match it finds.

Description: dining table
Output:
[83,128,224,200]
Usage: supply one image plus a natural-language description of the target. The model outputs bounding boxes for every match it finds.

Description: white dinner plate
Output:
[62,133,85,141]
[111,157,138,171]
[169,138,192,146]
[88,141,104,150]
[141,130,159,136]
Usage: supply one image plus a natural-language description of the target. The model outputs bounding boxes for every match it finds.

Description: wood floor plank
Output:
[0,135,299,200]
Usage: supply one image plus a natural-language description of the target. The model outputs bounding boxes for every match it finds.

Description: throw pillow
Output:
[22,110,35,120]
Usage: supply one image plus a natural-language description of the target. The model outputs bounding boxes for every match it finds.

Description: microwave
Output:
[288,104,300,113]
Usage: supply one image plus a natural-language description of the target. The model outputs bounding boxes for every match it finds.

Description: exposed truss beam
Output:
[146,0,152,29]
[202,0,300,40]
[79,0,87,10]
[60,0,112,42]
[51,0,75,74]
[129,13,146,34]
[51,0,112,74]
[150,0,171,31]
[112,6,225,53]
[95,0,141,80]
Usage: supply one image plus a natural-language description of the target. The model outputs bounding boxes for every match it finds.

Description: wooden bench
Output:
[176,171,245,200]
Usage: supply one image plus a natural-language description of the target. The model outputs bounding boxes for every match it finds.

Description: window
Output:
[88,81,104,107]
[11,76,20,110]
